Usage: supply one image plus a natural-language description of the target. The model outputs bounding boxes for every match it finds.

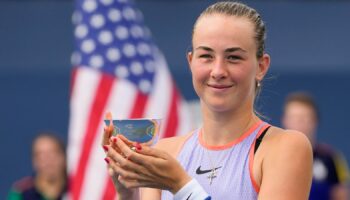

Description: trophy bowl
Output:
[104,118,161,146]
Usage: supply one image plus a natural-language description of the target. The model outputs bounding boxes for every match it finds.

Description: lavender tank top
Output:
[161,121,269,200]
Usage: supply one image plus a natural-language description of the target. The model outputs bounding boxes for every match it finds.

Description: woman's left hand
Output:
[105,135,191,194]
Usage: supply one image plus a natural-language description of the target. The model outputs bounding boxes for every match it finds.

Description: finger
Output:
[102,112,115,146]
[106,145,146,174]
[115,135,138,159]
[109,136,122,153]
[107,159,141,180]
[114,135,167,169]
[120,146,166,170]
[101,126,112,146]
[113,140,161,165]
[105,159,123,183]
[105,112,113,132]
[106,156,153,185]
[108,166,115,177]
[117,134,134,147]
[115,137,151,166]
[134,144,169,160]
[110,135,133,151]
[109,142,157,178]
[106,144,128,164]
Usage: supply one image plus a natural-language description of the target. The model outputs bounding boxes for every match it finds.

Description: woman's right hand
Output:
[101,126,139,200]
[105,134,191,195]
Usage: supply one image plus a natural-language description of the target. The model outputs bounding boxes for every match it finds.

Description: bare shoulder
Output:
[257,126,313,199]
[262,126,313,164]
[264,127,312,153]
[154,131,195,157]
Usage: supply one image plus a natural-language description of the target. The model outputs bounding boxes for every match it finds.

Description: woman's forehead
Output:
[33,137,59,150]
[193,14,256,52]
[195,14,254,32]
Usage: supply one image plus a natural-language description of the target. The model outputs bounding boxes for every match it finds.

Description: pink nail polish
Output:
[135,143,142,151]
[102,145,108,152]
[104,157,110,164]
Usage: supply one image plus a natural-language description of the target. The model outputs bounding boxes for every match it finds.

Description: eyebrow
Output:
[194,46,247,53]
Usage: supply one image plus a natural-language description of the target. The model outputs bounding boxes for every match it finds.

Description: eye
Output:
[198,54,213,59]
[227,55,241,61]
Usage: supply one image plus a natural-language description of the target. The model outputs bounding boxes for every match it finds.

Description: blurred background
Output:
[1,0,349,198]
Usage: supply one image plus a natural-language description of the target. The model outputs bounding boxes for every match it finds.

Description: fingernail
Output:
[108,124,114,132]
[135,142,142,151]
[102,145,108,152]
[112,137,117,143]
[104,157,110,164]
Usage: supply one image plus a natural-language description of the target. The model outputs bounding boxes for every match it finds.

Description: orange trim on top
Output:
[249,124,271,194]
[199,120,263,150]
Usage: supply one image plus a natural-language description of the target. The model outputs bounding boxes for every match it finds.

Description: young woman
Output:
[8,133,67,200]
[102,2,313,199]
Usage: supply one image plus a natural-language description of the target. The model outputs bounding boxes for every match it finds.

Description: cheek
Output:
[233,67,254,86]
[190,65,209,97]
[191,70,204,95]
[190,64,209,83]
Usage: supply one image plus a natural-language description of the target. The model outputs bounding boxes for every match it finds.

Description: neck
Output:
[201,101,260,146]
[35,173,65,198]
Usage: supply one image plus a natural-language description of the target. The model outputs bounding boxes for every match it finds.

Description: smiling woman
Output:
[188,13,268,114]
[102,2,313,200]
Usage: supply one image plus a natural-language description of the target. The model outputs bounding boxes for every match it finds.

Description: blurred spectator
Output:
[7,132,67,200]
[282,92,350,200]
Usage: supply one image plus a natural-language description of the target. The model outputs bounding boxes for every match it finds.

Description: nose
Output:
[211,58,228,80]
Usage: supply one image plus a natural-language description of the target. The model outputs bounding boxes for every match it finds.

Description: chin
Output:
[204,101,233,112]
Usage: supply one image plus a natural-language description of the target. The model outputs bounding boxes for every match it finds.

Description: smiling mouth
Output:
[207,84,233,89]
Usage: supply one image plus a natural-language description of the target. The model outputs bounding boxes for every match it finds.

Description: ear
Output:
[187,51,193,71]
[256,53,270,82]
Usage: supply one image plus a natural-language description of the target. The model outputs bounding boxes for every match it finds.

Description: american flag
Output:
[67,0,194,199]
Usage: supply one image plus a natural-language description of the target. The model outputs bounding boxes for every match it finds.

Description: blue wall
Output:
[1,0,349,198]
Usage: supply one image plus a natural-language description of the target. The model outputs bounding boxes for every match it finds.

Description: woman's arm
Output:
[105,134,193,199]
[107,137,191,192]
[140,137,184,200]
[258,130,313,200]
[139,133,198,199]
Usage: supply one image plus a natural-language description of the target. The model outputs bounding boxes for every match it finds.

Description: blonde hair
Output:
[193,1,266,58]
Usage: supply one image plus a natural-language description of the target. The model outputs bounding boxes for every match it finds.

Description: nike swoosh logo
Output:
[186,193,192,200]
[196,166,222,175]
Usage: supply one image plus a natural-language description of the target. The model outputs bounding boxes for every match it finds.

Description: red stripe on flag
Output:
[101,91,149,200]
[69,67,78,98]
[163,84,179,138]
[70,74,115,200]
[101,178,117,200]
[130,91,148,118]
